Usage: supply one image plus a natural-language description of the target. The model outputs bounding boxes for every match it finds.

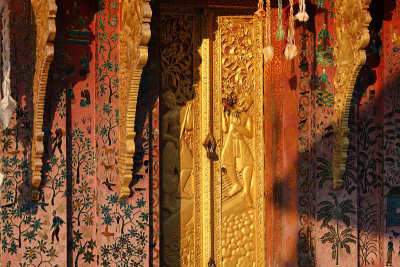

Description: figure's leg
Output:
[176,168,193,199]
[242,166,254,207]
[57,142,62,154]
[55,227,60,241]
[224,165,242,197]
[51,230,55,244]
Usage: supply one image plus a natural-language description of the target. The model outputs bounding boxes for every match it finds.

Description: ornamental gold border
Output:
[31,0,57,201]
[212,11,266,267]
[119,0,152,198]
[333,0,371,189]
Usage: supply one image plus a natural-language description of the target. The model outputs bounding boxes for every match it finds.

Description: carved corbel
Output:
[333,0,371,189]
[119,0,152,198]
[31,0,57,201]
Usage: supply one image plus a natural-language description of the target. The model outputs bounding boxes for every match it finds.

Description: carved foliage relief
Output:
[333,0,371,189]
[213,15,265,267]
[161,14,195,104]
[30,0,57,200]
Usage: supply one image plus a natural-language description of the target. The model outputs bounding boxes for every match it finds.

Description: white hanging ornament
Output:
[0,0,16,129]
[285,0,298,60]
[263,46,274,62]
[284,44,298,60]
[263,0,274,62]
[296,0,309,22]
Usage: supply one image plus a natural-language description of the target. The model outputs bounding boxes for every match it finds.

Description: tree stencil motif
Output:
[316,156,356,194]
[71,120,95,184]
[97,103,118,147]
[97,0,119,104]
[317,192,356,266]
[42,155,66,206]
[358,200,378,266]
[100,193,149,266]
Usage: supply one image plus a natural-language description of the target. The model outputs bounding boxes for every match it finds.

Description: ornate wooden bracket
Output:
[119,0,152,198]
[333,0,371,189]
[31,0,57,201]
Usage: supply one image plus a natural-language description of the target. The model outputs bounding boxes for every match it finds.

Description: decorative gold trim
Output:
[201,9,212,266]
[31,0,57,201]
[119,0,152,198]
[333,0,371,189]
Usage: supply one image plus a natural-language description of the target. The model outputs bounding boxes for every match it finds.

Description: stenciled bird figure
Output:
[102,177,116,191]
[391,230,400,238]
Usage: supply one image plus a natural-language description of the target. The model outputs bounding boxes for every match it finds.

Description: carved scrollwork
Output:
[119,0,152,198]
[31,0,57,201]
[333,0,371,189]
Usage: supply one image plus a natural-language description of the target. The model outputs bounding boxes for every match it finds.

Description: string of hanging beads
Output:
[284,0,298,60]
[255,0,308,62]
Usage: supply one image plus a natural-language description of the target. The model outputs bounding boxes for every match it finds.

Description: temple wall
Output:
[2,0,400,266]
[0,0,153,265]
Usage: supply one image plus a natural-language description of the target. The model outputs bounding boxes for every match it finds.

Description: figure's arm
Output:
[161,116,178,145]
[317,32,322,41]
[222,111,229,133]
[328,32,334,41]
[242,116,254,139]
[184,102,193,131]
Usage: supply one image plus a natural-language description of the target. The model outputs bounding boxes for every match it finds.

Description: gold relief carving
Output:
[161,92,195,266]
[31,0,57,201]
[333,0,371,189]
[214,15,265,266]
[119,0,152,198]
[221,93,255,207]
[159,9,202,266]
[161,13,195,104]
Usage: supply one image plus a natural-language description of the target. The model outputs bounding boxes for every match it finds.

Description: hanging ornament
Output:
[276,0,284,40]
[263,0,274,62]
[255,0,265,17]
[296,0,309,22]
[284,0,298,60]
[0,0,16,129]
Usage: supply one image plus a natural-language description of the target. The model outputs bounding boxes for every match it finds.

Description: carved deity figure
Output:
[221,93,254,207]
[161,91,194,214]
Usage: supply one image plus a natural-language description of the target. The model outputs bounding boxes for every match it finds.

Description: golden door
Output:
[160,6,266,267]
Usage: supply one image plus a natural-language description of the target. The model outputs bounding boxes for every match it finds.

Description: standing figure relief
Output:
[221,93,255,208]
[161,90,194,214]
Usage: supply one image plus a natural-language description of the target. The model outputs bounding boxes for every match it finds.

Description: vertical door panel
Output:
[212,13,266,267]
[160,7,204,267]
